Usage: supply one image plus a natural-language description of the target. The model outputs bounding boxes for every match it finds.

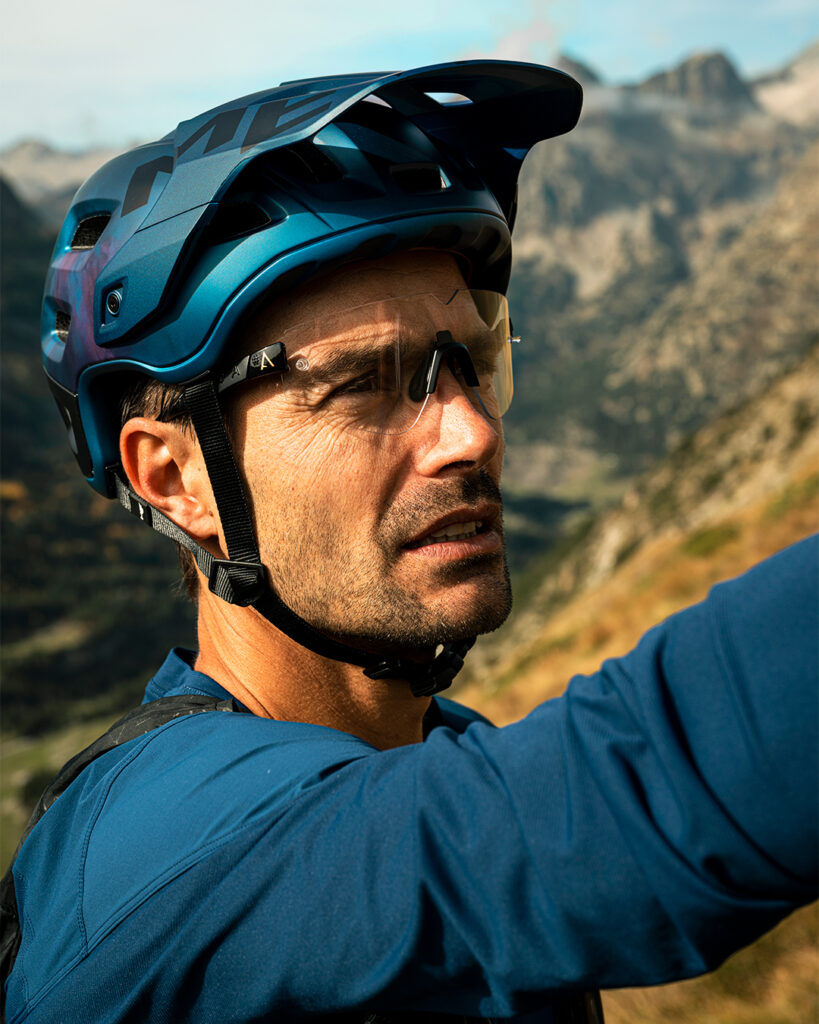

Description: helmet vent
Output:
[423,92,472,106]
[389,162,451,194]
[207,201,275,243]
[264,139,344,186]
[70,214,111,250]
[55,310,71,342]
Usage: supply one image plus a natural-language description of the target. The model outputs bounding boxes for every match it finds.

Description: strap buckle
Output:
[207,558,266,607]
[364,639,475,697]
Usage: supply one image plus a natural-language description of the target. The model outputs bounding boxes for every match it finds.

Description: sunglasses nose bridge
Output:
[407,331,480,402]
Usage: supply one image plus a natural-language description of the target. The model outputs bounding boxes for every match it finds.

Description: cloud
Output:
[464,17,559,63]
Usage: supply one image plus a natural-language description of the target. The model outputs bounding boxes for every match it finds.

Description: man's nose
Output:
[411,365,502,476]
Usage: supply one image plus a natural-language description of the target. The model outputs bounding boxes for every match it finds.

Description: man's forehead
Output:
[237,252,467,355]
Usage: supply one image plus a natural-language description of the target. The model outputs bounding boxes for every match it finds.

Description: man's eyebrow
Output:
[292,344,391,386]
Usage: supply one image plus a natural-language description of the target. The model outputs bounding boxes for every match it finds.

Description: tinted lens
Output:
[265,290,513,435]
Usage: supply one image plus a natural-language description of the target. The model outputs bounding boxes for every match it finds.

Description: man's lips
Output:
[404,505,501,552]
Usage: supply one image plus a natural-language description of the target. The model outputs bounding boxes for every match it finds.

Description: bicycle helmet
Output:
[42,60,583,694]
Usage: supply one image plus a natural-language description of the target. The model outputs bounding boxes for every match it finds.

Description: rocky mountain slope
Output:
[753,40,819,125]
[633,50,759,108]
[506,51,816,494]
[0,140,126,226]
[457,341,818,711]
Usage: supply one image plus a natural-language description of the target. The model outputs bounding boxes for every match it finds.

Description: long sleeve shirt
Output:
[6,535,817,1022]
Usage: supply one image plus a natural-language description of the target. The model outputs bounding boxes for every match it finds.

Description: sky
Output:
[2,0,817,150]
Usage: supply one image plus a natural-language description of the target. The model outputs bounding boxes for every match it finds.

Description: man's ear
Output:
[119,418,220,547]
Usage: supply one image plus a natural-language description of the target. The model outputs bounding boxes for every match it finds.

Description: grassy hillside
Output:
[458,458,817,720]
[604,902,817,1024]
[0,715,118,868]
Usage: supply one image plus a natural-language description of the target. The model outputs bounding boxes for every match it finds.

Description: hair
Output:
[118,376,201,603]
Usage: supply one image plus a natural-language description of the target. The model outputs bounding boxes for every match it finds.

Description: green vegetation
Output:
[614,537,642,567]
[502,491,587,574]
[765,473,819,521]
[790,397,817,448]
[509,513,596,612]
[1,715,119,868]
[681,522,741,558]
[492,632,578,694]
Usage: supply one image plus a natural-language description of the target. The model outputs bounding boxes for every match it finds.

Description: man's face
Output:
[230,252,512,653]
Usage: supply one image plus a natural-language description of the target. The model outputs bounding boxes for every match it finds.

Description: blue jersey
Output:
[6,536,817,1022]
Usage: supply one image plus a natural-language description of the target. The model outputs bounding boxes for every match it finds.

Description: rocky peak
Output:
[752,39,819,125]
[553,53,603,86]
[636,51,757,108]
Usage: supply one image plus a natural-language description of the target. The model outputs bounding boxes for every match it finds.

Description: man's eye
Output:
[334,374,378,397]
[331,372,394,399]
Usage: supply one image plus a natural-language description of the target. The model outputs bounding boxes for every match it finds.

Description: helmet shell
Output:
[42,60,582,494]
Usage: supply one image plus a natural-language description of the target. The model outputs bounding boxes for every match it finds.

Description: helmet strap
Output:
[114,378,473,697]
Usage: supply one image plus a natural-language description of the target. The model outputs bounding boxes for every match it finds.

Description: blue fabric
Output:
[6,536,817,1022]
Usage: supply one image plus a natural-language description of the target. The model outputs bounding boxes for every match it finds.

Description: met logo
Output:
[122,91,335,216]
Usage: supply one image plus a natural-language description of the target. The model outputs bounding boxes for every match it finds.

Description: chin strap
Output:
[113,378,474,697]
[361,638,475,697]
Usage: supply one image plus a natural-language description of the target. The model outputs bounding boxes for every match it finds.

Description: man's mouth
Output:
[406,520,484,549]
[400,501,503,560]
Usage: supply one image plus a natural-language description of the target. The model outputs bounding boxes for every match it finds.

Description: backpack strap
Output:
[0,694,241,1020]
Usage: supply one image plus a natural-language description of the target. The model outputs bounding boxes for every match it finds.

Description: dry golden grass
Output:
[602,903,818,1024]
[459,460,818,726]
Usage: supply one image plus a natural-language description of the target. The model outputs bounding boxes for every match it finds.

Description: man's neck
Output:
[193,591,432,749]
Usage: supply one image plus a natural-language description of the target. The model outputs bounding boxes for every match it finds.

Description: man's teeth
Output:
[425,520,482,544]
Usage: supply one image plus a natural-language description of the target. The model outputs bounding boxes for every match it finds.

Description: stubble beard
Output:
[262,471,512,652]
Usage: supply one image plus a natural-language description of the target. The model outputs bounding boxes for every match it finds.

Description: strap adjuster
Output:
[207,558,266,606]
[364,638,475,697]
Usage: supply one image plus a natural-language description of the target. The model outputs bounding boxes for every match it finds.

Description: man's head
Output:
[121,251,512,653]
[42,61,582,692]
[223,251,511,650]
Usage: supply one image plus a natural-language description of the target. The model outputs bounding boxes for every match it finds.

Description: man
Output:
[4,61,816,1022]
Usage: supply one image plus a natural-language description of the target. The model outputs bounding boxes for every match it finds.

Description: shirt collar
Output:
[142,648,246,707]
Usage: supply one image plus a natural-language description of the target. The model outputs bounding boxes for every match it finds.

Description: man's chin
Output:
[434,581,513,640]
[319,572,512,652]
[394,560,513,644]
[278,545,512,652]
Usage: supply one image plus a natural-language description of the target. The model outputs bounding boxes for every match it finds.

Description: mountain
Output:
[552,53,603,86]
[753,40,819,125]
[0,140,126,227]
[1,175,197,734]
[505,67,816,516]
[0,176,61,473]
[632,51,758,109]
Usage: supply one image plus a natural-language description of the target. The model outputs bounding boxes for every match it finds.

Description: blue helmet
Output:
[42,60,582,693]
